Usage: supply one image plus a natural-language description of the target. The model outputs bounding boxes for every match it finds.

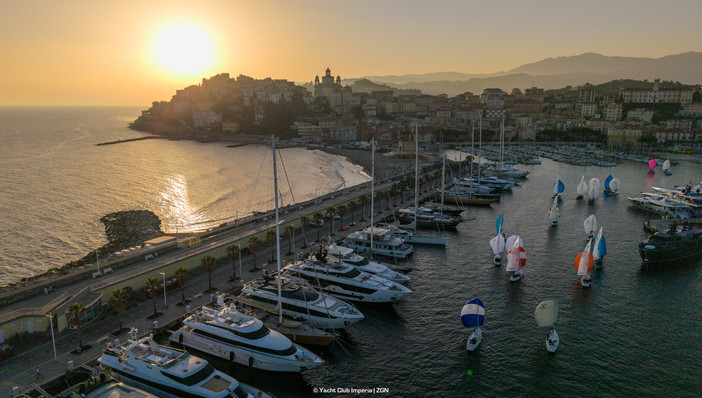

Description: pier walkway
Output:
[0,179,439,397]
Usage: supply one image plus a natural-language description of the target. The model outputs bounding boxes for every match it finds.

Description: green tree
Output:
[175,266,190,304]
[265,229,277,262]
[347,200,357,225]
[66,303,87,350]
[200,255,217,292]
[285,225,295,255]
[336,204,346,231]
[358,195,368,221]
[312,212,324,242]
[145,277,162,316]
[109,288,130,333]
[326,206,336,235]
[248,235,262,269]
[226,244,241,280]
[300,216,310,248]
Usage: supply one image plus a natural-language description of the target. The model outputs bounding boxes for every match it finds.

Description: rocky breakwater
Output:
[13,210,164,285]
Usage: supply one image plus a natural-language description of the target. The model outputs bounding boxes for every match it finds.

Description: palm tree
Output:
[200,255,217,292]
[175,266,190,304]
[300,216,310,248]
[145,277,162,316]
[225,244,241,280]
[358,195,368,220]
[347,200,357,225]
[265,229,277,262]
[66,303,86,350]
[336,204,346,231]
[326,206,336,235]
[285,225,295,255]
[312,212,324,242]
[248,235,262,270]
[109,288,130,333]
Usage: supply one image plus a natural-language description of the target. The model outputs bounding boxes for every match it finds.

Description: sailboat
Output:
[490,214,505,265]
[505,235,526,282]
[603,175,621,196]
[461,299,485,351]
[548,195,560,226]
[663,159,672,175]
[593,226,607,268]
[237,135,337,345]
[576,175,588,200]
[587,177,600,205]
[648,158,657,173]
[584,214,597,240]
[552,175,565,198]
[575,239,594,287]
[534,300,559,353]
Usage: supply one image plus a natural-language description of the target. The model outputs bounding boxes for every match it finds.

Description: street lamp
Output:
[159,272,167,308]
[45,313,56,359]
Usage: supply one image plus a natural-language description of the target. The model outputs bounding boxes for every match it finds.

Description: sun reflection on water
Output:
[158,174,208,233]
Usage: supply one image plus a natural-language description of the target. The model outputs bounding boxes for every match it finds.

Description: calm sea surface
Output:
[2,108,701,396]
[225,150,701,397]
[0,107,368,285]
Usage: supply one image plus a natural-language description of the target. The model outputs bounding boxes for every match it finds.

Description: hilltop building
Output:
[620,79,694,104]
[314,68,353,114]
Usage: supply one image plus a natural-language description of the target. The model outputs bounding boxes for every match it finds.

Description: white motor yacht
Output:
[169,298,322,373]
[344,227,414,259]
[282,257,411,303]
[98,330,273,398]
[238,274,364,329]
[381,225,448,246]
[322,243,410,284]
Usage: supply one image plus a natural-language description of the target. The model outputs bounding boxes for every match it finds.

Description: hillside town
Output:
[132,68,702,150]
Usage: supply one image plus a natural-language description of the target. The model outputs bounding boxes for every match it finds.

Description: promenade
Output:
[0,168,441,397]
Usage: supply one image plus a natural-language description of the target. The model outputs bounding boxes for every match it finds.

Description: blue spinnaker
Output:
[461,298,485,328]
[598,234,607,257]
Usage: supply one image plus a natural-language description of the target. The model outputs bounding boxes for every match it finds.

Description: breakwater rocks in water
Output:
[101,210,163,251]
[15,210,163,284]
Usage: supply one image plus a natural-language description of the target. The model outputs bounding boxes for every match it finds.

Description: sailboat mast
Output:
[272,135,283,325]
[470,120,474,178]
[441,153,446,210]
[478,115,482,180]
[414,122,419,230]
[370,138,375,259]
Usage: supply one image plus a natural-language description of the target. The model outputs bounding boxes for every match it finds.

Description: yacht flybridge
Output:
[344,227,414,259]
[282,255,412,303]
[321,243,410,284]
[98,330,274,398]
[238,274,364,329]
[169,298,322,373]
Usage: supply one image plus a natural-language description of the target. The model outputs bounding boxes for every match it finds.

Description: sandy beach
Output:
[317,147,420,179]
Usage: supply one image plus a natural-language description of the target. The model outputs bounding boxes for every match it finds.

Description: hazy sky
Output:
[1,0,700,106]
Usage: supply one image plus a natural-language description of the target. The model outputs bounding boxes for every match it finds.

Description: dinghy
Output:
[576,175,588,200]
[548,195,560,226]
[490,214,505,265]
[663,159,672,176]
[604,175,621,196]
[575,239,594,287]
[461,299,485,351]
[506,235,526,282]
[584,215,597,240]
[593,227,607,268]
[535,300,559,353]
[553,175,565,198]
[587,178,601,205]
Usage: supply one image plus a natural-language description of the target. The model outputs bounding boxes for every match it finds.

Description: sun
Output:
[153,23,215,78]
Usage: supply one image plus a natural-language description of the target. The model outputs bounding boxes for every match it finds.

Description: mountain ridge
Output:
[346,52,701,96]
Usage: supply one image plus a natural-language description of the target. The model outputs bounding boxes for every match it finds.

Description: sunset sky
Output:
[1,0,700,106]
